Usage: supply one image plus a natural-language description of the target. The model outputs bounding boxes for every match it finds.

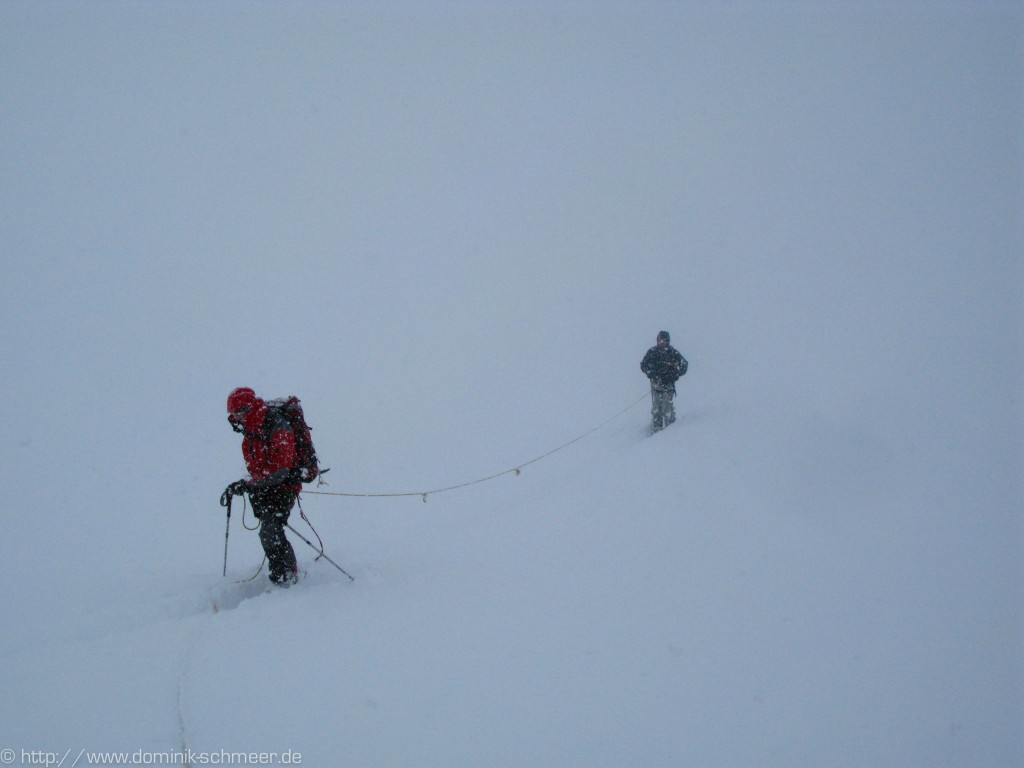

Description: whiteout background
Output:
[1,2,1021,766]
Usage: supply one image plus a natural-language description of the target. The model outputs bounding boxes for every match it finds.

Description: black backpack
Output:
[265,396,325,484]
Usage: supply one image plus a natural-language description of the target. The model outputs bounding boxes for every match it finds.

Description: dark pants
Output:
[650,383,676,431]
[251,486,298,584]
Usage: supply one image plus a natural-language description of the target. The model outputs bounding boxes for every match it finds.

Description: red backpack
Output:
[266,396,325,484]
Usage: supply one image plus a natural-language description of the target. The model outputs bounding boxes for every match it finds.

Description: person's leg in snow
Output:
[251,487,299,584]
[650,385,676,432]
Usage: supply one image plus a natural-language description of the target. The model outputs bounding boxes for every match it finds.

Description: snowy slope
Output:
[3,388,1020,766]
[1,2,1021,767]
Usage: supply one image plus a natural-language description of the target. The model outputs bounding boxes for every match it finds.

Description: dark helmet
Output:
[657,331,670,343]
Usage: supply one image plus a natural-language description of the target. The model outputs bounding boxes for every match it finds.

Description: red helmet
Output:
[227,387,256,414]
[227,387,257,432]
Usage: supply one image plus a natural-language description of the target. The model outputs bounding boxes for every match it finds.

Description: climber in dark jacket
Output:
[640,331,688,432]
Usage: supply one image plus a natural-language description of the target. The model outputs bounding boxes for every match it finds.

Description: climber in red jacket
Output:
[223,387,300,585]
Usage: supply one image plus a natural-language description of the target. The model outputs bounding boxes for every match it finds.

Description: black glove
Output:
[220,479,252,507]
[226,479,252,497]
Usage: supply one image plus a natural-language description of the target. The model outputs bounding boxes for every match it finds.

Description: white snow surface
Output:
[1,2,1021,767]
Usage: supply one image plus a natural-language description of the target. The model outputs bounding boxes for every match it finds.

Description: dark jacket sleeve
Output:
[641,348,655,375]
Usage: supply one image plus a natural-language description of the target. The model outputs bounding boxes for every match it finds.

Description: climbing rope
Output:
[237,556,266,583]
[305,392,649,503]
[238,494,259,531]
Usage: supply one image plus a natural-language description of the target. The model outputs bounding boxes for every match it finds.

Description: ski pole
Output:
[285,521,355,582]
[220,493,232,577]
